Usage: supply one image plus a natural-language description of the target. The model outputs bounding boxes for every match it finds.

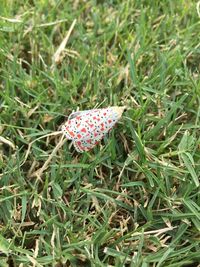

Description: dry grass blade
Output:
[0,136,15,150]
[30,134,66,178]
[21,131,63,167]
[51,18,77,67]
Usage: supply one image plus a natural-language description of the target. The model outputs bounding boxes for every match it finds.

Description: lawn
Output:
[0,0,200,266]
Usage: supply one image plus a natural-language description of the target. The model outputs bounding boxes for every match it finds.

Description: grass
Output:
[0,0,200,266]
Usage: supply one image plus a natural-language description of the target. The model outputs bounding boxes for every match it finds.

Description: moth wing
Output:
[72,133,104,153]
[62,106,125,145]
[68,109,93,120]
[72,140,96,153]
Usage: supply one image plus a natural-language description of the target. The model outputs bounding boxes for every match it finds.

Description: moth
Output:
[61,106,126,152]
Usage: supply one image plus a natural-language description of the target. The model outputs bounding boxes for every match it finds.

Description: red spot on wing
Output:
[77,134,82,139]
[81,128,87,133]
[108,119,112,124]
[68,130,75,137]
[86,120,94,128]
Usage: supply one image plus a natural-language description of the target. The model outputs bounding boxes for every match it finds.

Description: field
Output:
[0,0,200,266]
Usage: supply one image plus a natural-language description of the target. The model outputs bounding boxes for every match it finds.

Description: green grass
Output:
[0,0,200,266]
